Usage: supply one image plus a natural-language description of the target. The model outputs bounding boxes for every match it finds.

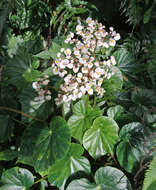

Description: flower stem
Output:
[85,95,89,108]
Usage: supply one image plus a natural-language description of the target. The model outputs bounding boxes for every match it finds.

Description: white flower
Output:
[61,48,65,52]
[76,25,83,34]
[63,95,68,102]
[88,62,93,68]
[106,73,111,79]
[42,79,49,85]
[97,78,103,86]
[45,95,51,101]
[64,48,71,56]
[94,68,101,78]
[80,86,86,94]
[73,66,79,73]
[82,67,88,73]
[86,17,95,26]
[103,42,109,48]
[67,63,73,69]
[78,92,83,98]
[106,60,111,67]
[60,61,66,69]
[88,88,93,95]
[32,82,39,89]
[57,53,61,57]
[114,33,120,41]
[109,27,114,31]
[111,56,116,65]
[109,38,116,47]
[86,82,93,89]
[53,67,59,75]
[74,50,80,56]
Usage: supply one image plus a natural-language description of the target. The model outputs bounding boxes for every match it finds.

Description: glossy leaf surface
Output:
[68,100,102,143]
[48,143,91,189]
[18,117,71,172]
[0,167,34,190]
[83,116,119,158]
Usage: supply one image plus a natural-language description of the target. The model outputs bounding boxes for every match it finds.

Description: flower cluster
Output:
[52,17,120,105]
[32,75,51,101]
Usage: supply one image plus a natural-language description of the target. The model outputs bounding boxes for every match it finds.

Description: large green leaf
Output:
[48,143,91,189]
[113,47,136,75]
[66,178,96,190]
[35,37,62,60]
[18,117,71,172]
[19,86,53,122]
[116,122,146,173]
[0,115,12,143]
[102,66,123,97]
[68,100,102,143]
[67,166,132,190]
[3,50,32,89]
[83,116,119,158]
[0,167,34,190]
[0,149,17,161]
[107,105,124,120]
[143,156,156,190]
[131,88,156,107]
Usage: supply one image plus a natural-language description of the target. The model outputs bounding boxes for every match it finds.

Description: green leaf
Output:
[66,178,96,190]
[67,166,132,190]
[7,35,23,58]
[68,100,102,143]
[0,115,12,143]
[143,156,156,190]
[0,149,17,161]
[143,7,152,24]
[3,50,32,89]
[35,37,62,60]
[102,66,123,98]
[19,86,53,122]
[83,116,119,158]
[113,48,136,75]
[22,68,41,82]
[107,105,124,120]
[131,88,156,107]
[116,122,146,173]
[0,167,34,190]
[48,143,91,189]
[18,117,71,172]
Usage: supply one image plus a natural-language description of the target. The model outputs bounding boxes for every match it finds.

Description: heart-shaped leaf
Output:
[19,86,53,122]
[3,50,32,89]
[66,166,132,190]
[113,47,137,75]
[18,116,71,172]
[107,105,124,120]
[0,167,34,190]
[0,149,17,161]
[83,116,119,158]
[68,100,102,143]
[48,143,91,189]
[116,122,146,173]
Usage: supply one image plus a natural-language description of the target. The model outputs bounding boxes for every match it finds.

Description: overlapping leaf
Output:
[83,116,119,158]
[116,122,147,173]
[68,100,102,143]
[0,167,34,190]
[19,86,53,122]
[67,166,132,190]
[48,143,91,189]
[18,117,71,172]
